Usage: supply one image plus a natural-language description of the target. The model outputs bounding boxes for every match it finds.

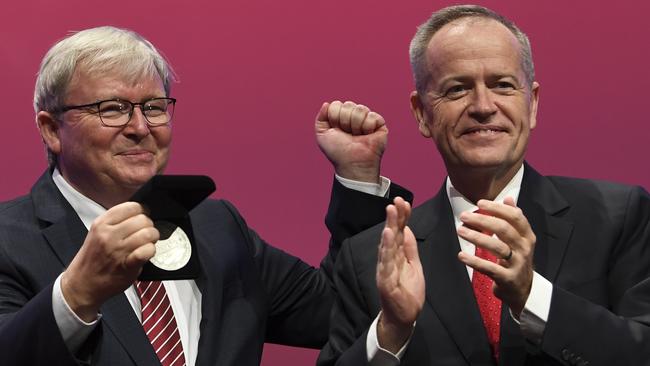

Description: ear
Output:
[528,81,540,130]
[36,111,62,154]
[410,91,432,138]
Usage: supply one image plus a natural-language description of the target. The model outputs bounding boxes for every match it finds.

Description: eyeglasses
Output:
[57,97,176,127]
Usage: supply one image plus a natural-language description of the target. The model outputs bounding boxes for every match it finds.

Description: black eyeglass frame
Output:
[56,97,177,127]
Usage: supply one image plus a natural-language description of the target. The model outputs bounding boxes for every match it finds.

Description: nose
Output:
[123,106,151,139]
[467,85,497,122]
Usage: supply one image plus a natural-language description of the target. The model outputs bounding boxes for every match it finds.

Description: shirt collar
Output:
[446,164,524,224]
[52,168,106,230]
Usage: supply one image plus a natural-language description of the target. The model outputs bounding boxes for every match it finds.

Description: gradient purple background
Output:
[1,1,649,364]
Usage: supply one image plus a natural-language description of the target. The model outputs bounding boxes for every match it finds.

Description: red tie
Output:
[472,246,502,360]
[468,209,501,360]
[135,281,187,366]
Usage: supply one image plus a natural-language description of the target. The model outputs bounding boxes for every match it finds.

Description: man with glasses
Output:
[0,26,409,365]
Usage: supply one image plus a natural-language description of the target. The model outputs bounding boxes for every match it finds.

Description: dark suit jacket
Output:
[318,164,650,366]
[0,170,412,366]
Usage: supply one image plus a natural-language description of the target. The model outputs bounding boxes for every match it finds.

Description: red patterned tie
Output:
[472,246,502,360]
[468,209,501,360]
[135,281,187,366]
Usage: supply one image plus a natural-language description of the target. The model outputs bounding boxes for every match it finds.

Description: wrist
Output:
[377,312,414,354]
[335,163,381,184]
[61,271,101,322]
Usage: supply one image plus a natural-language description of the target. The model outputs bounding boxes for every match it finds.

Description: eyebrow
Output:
[435,73,520,87]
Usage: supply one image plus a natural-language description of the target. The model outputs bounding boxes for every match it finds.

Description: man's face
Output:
[411,18,539,176]
[46,68,172,206]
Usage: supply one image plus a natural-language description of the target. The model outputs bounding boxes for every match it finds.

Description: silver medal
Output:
[150,221,192,271]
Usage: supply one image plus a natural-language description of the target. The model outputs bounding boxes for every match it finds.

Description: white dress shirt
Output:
[366,165,553,365]
[50,169,390,364]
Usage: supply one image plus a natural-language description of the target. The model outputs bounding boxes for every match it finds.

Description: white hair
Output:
[34,25,175,114]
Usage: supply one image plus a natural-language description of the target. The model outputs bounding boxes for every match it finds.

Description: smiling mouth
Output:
[117,150,155,162]
[465,129,502,135]
[119,149,154,156]
[462,128,507,136]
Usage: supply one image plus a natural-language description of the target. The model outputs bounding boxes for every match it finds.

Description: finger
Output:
[122,226,160,252]
[458,251,505,280]
[457,225,511,263]
[378,227,397,278]
[402,226,419,262]
[338,101,356,133]
[124,242,156,269]
[361,111,386,135]
[477,199,531,236]
[99,202,146,225]
[393,197,411,230]
[460,210,519,246]
[316,102,330,122]
[112,213,155,239]
[349,104,369,135]
[327,100,343,129]
[315,102,331,134]
[385,203,399,233]
[475,200,535,253]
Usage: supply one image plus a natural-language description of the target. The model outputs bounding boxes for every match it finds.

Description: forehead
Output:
[65,65,165,102]
[425,18,524,80]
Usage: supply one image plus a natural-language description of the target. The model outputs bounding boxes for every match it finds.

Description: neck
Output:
[58,169,137,209]
[447,162,523,203]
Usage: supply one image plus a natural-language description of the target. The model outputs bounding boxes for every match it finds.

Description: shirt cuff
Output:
[366,312,412,365]
[52,273,101,354]
[513,271,552,345]
[335,174,391,197]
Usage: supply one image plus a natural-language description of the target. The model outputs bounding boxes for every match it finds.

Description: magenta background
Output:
[1,1,649,364]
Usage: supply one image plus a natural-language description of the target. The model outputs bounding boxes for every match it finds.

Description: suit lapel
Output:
[411,185,493,363]
[100,296,161,365]
[32,171,88,267]
[499,164,574,366]
[32,171,160,366]
[518,164,573,282]
[193,215,225,366]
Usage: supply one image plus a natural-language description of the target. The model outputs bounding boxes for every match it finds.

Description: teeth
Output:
[470,129,499,134]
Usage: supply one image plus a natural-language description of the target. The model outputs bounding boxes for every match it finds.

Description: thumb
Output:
[315,102,332,134]
[315,102,330,122]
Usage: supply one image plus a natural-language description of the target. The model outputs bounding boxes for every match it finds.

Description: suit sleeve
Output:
[321,178,413,286]
[221,179,412,349]
[0,247,80,366]
[317,238,375,366]
[540,186,650,366]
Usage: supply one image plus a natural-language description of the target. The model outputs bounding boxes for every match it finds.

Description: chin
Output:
[456,154,513,171]
[118,168,158,188]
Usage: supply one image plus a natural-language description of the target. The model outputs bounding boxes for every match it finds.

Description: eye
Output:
[99,100,129,117]
[143,100,169,116]
[493,81,515,91]
[444,85,469,99]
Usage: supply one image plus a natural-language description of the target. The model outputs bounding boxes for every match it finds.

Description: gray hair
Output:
[33,26,176,165]
[409,5,535,94]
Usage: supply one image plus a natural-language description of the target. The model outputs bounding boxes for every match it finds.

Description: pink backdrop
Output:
[1,1,649,364]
